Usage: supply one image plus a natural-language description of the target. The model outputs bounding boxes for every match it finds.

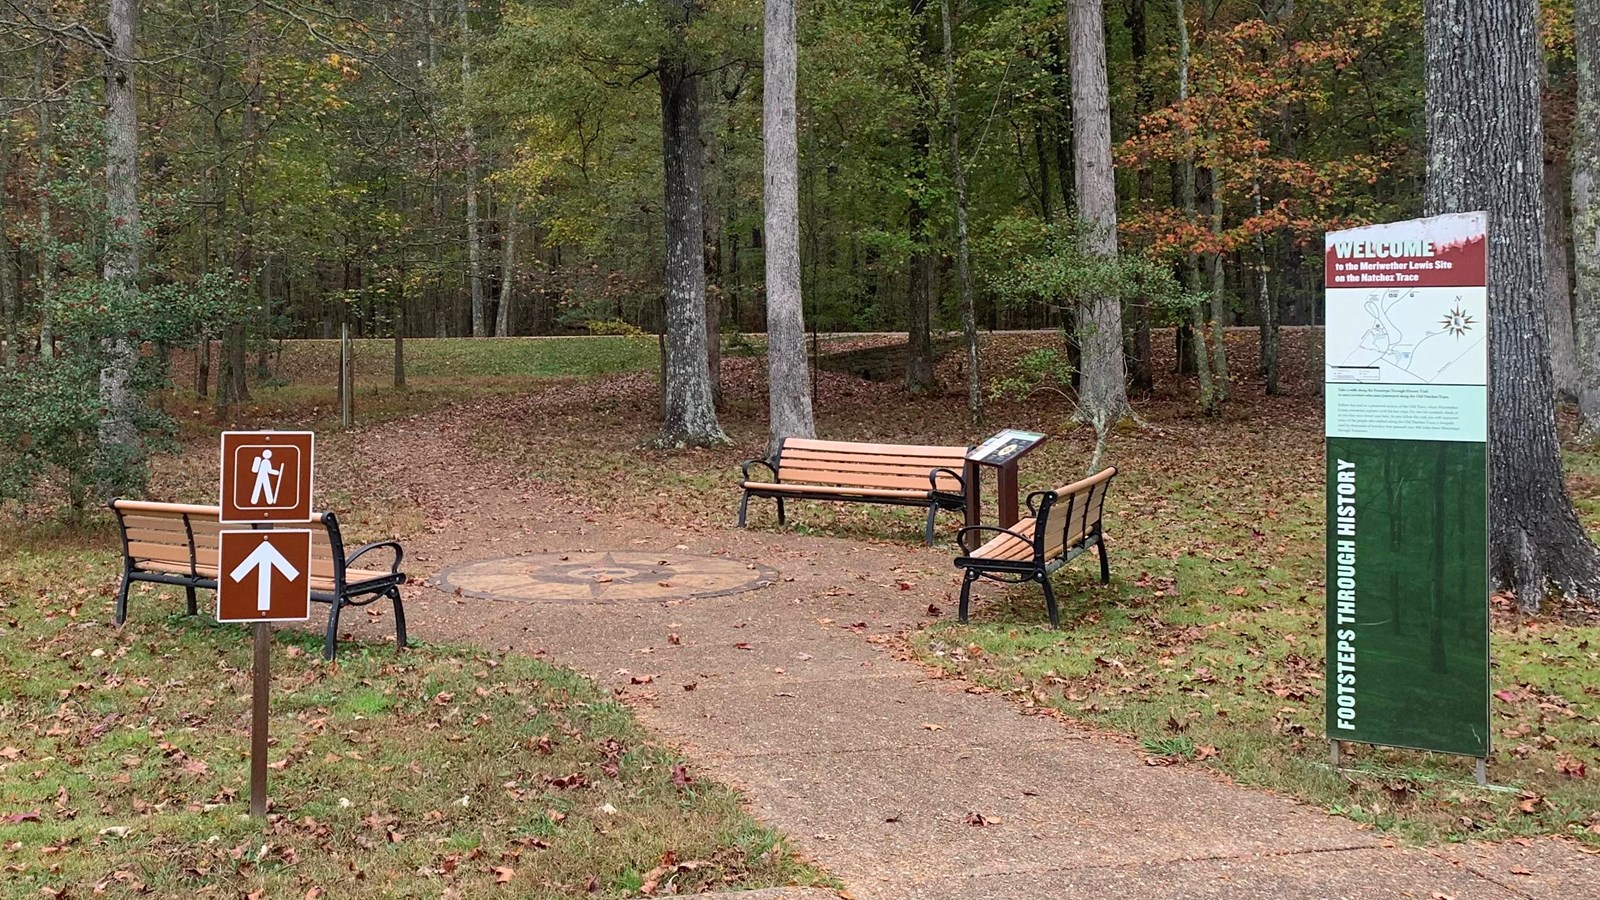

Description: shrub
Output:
[0,353,169,519]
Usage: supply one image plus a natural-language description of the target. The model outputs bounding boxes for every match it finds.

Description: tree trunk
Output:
[1176,0,1215,411]
[98,0,142,493]
[219,18,261,414]
[1125,0,1154,394]
[1206,173,1230,405]
[33,8,56,361]
[1425,0,1600,605]
[497,198,517,336]
[653,0,726,448]
[1068,0,1131,461]
[459,0,485,337]
[1544,76,1580,402]
[942,0,982,425]
[1254,173,1280,394]
[904,0,936,395]
[1576,0,1600,441]
[0,118,16,370]
[762,0,816,457]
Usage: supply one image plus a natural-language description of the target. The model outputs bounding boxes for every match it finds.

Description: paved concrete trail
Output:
[344,415,1597,900]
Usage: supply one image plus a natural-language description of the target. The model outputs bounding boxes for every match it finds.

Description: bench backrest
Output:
[776,438,968,493]
[1032,467,1117,558]
[111,500,346,579]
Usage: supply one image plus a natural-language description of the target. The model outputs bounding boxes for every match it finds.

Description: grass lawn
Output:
[0,538,829,898]
[160,336,666,433]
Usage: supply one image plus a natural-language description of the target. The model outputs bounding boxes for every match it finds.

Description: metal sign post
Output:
[218,431,317,818]
[251,622,270,818]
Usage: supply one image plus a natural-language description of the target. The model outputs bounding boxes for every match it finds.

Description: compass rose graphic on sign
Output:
[1439,302,1476,338]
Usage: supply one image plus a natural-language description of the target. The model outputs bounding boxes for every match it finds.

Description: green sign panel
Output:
[1323,212,1490,759]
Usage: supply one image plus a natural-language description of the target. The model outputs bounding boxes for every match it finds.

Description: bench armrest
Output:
[929,466,966,494]
[346,540,404,574]
[955,525,1036,557]
[1025,489,1056,518]
[740,458,779,484]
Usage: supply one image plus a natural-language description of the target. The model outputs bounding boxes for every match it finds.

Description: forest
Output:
[0,1,1507,374]
[1,1,1598,583]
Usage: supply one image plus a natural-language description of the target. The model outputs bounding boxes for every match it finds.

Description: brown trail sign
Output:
[217,530,311,623]
[216,430,318,818]
[220,431,315,523]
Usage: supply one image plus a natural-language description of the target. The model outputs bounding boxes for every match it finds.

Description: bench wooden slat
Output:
[768,469,960,492]
[782,438,968,459]
[779,448,965,468]
[119,514,189,532]
[127,541,197,567]
[746,482,931,500]
[777,458,960,478]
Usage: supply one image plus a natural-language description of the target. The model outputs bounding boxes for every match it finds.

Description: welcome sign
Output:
[1323,212,1490,759]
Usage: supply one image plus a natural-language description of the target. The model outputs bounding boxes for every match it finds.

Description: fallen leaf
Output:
[493,866,514,885]
[1556,754,1587,779]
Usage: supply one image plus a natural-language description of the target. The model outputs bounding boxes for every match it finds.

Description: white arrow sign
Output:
[230,539,302,612]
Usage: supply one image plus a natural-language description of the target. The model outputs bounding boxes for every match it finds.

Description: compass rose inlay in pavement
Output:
[435,551,779,604]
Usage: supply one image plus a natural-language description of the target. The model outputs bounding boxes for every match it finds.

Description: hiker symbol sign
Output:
[220,431,315,523]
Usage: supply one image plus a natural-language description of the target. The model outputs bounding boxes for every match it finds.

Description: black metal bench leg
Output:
[114,571,132,626]
[776,497,786,526]
[185,585,198,617]
[323,597,344,661]
[1039,572,1060,629]
[738,490,751,527]
[923,503,938,546]
[389,586,408,651]
[1097,539,1110,584]
[958,569,978,623]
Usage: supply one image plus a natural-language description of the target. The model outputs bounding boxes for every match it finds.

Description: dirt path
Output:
[336,404,1596,900]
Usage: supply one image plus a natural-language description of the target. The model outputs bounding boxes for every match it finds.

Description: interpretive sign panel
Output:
[1323,212,1490,759]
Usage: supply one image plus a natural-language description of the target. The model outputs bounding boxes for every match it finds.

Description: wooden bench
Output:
[953,466,1117,628]
[738,438,969,545]
[110,499,408,660]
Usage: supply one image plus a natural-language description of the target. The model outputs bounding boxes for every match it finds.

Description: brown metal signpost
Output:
[218,431,315,819]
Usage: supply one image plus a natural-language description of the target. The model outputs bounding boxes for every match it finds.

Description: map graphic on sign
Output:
[220,431,315,523]
[1326,286,1487,386]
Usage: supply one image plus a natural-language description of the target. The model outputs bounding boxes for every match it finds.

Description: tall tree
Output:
[460,0,486,337]
[97,0,143,494]
[1578,0,1600,442]
[0,115,15,370]
[762,0,815,457]
[497,197,518,336]
[941,0,981,425]
[34,15,56,361]
[1068,0,1131,463]
[904,0,936,395]
[654,0,726,447]
[1424,0,1600,605]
